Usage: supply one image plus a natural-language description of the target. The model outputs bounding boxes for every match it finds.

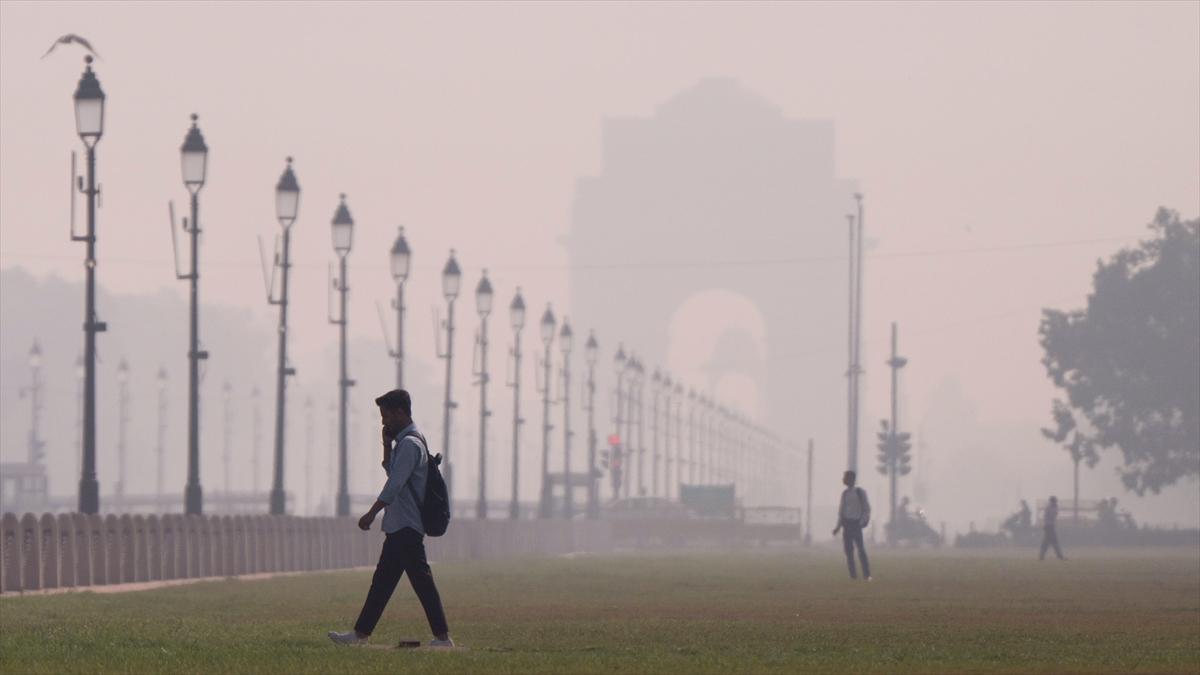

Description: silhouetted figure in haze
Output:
[328,389,452,647]
[833,470,872,580]
[1039,495,1066,561]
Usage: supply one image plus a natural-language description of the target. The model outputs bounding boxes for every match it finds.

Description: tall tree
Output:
[1040,208,1199,495]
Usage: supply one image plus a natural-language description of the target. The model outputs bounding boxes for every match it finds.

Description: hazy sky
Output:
[2,2,1198,522]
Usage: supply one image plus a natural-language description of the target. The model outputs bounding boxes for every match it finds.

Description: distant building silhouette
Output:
[567,78,856,443]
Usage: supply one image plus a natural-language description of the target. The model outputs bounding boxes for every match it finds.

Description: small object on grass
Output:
[396,640,421,649]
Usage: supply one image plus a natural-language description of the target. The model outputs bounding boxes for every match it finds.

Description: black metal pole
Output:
[78,145,101,514]
[585,359,598,519]
[806,439,813,545]
[612,371,624,501]
[476,317,490,520]
[852,194,865,473]
[336,255,350,517]
[396,283,405,388]
[538,342,553,518]
[651,382,660,499]
[562,351,573,519]
[184,192,203,515]
[269,228,292,515]
[509,330,523,520]
[441,298,456,500]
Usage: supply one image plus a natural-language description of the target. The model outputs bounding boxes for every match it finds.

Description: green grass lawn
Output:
[2,547,1197,674]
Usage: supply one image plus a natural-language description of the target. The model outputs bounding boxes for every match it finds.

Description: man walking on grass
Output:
[1039,495,1067,561]
[833,470,872,581]
[328,389,453,647]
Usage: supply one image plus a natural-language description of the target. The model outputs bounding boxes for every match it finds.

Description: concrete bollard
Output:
[57,514,75,588]
[40,513,59,590]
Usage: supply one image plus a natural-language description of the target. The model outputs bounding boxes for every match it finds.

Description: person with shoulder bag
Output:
[832,470,872,581]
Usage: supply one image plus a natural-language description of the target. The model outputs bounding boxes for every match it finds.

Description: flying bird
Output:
[42,34,100,60]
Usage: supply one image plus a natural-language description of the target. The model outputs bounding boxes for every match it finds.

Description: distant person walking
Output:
[328,389,453,647]
[1039,495,1066,561]
[833,470,872,581]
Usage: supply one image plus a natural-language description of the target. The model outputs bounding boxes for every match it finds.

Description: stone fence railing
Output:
[0,512,613,594]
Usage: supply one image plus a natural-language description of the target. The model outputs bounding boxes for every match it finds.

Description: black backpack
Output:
[402,432,450,537]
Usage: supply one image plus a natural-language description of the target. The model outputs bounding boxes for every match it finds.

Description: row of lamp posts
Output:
[62,55,789,519]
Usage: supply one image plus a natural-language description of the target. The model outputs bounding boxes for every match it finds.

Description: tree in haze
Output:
[1039,208,1200,496]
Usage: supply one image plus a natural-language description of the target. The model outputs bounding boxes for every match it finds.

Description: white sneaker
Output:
[328,630,367,646]
[429,637,455,648]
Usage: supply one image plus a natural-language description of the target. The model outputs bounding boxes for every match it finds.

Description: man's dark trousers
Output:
[841,518,871,579]
[354,527,449,637]
[1039,526,1064,560]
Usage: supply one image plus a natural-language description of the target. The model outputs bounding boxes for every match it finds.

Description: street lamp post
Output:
[169,113,211,515]
[26,342,45,468]
[437,250,462,499]
[389,228,411,388]
[623,355,638,499]
[673,381,683,500]
[75,355,84,486]
[584,332,599,519]
[222,380,233,497]
[506,289,526,520]
[687,389,697,485]
[611,347,627,501]
[537,305,556,518]
[633,359,646,497]
[559,319,574,519]
[73,56,106,514]
[268,158,300,515]
[116,358,129,505]
[473,271,494,520]
[329,194,355,517]
[650,370,662,499]
[156,367,167,501]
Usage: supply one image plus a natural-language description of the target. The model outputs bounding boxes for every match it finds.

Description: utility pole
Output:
[268,158,300,515]
[851,194,866,472]
[507,289,526,520]
[876,322,910,545]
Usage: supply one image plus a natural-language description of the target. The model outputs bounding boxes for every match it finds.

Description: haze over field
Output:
[1,2,1197,532]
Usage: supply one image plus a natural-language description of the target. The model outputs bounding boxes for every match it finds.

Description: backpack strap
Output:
[398,431,428,502]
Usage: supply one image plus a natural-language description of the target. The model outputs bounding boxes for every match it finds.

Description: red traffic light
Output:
[608,434,621,446]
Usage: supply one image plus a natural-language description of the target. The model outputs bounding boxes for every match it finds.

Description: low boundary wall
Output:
[0,512,613,594]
